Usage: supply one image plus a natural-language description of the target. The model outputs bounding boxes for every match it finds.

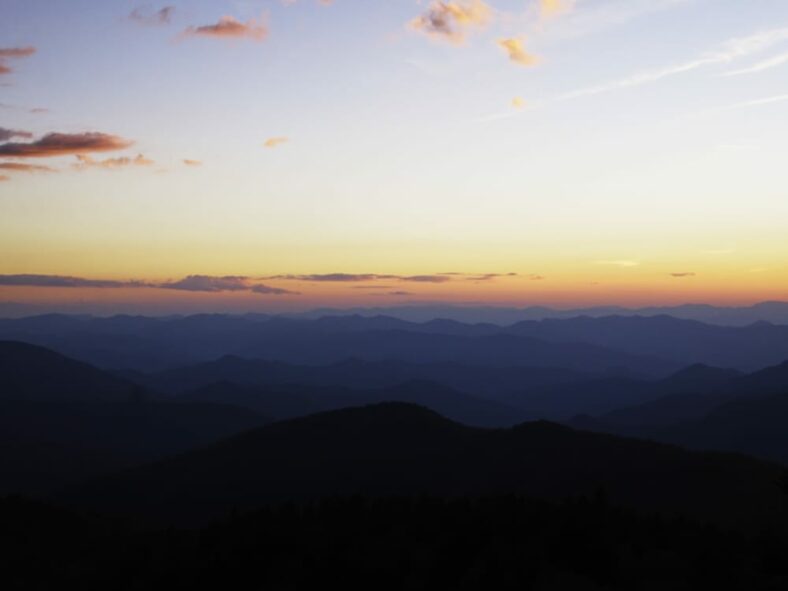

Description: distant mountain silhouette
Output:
[0,340,141,402]
[125,355,595,399]
[179,379,533,427]
[67,403,786,528]
[571,360,788,464]
[504,315,788,371]
[290,301,788,326]
[0,314,681,374]
[0,341,268,494]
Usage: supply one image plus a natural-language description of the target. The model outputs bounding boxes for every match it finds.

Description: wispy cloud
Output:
[265,272,512,284]
[0,175,9,182]
[0,274,298,296]
[155,275,298,295]
[0,274,146,289]
[497,38,539,67]
[130,5,175,26]
[0,46,36,76]
[722,50,788,77]
[539,0,573,19]
[670,272,696,278]
[183,15,268,41]
[0,127,33,142]
[264,136,289,148]
[0,162,56,173]
[714,93,788,112]
[594,260,640,268]
[0,132,133,158]
[560,26,788,100]
[409,0,492,45]
[183,159,202,167]
[73,153,154,170]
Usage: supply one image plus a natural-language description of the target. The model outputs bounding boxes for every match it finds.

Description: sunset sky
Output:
[1,0,787,314]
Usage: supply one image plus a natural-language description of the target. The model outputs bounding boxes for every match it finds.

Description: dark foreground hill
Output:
[179,380,532,427]
[67,403,787,529]
[0,341,268,494]
[0,340,141,403]
[6,494,788,591]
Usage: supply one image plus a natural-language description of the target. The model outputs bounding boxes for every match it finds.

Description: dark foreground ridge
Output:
[5,494,788,591]
[65,402,786,529]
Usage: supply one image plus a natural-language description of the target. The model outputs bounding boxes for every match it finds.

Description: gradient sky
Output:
[1,0,787,314]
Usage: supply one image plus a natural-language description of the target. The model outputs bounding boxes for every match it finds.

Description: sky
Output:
[1,0,787,315]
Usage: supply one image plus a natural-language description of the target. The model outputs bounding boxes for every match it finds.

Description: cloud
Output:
[267,273,387,282]
[264,136,288,148]
[560,26,788,100]
[268,272,512,284]
[0,132,133,158]
[529,274,546,281]
[670,272,695,278]
[129,6,175,26]
[158,275,297,295]
[0,47,36,59]
[594,260,640,267]
[0,162,56,173]
[714,93,788,112]
[0,274,298,296]
[722,51,788,77]
[0,46,36,76]
[409,0,492,45]
[73,153,154,170]
[250,284,297,295]
[497,38,539,67]
[464,272,518,281]
[401,275,452,283]
[183,159,202,167]
[183,15,268,41]
[0,175,8,182]
[0,127,33,142]
[539,0,573,18]
[262,273,465,289]
[0,274,146,288]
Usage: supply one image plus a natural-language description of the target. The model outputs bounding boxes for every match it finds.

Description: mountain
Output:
[571,361,788,464]
[129,355,595,402]
[67,403,786,529]
[5,312,788,374]
[292,301,788,326]
[178,380,533,427]
[0,341,268,494]
[0,314,680,375]
[505,315,788,371]
[0,340,142,403]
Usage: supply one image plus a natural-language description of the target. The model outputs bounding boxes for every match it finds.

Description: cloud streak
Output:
[539,0,572,18]
[183,15,268,41]
[722,51,788,76]
[0,132,133,158]
[497,38,539,67]
[0,274,298,296]
[0,127,33,142]
[0,162,56,173]
[129,6,175,26]
[0,46,35,76]
[264,136,288,148]
[409,0,491,45]
[73,153,154,170]
[560,26,788,100]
